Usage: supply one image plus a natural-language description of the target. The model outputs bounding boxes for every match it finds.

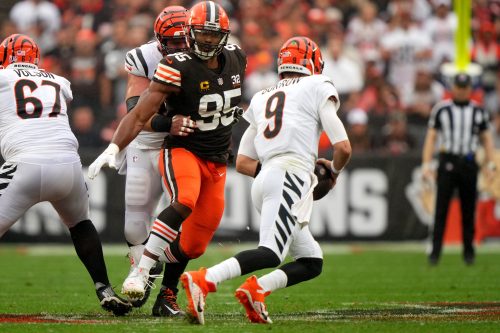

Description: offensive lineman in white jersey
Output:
[181,37,352,324]
[0,34,131,316]
[121,6,195,315]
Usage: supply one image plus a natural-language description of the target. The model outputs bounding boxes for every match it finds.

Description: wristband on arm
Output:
[151,114,172,132]
[330,160,342,175]
[254,162,262,178]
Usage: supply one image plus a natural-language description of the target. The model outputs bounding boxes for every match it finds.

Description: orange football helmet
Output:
[188,1,230,60]
[154,6,189,55]
[277,36,324,76]
[0,34,40,68]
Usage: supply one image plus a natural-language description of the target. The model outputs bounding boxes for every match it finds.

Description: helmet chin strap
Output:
[190,32,228,60]
[193,44,214,60]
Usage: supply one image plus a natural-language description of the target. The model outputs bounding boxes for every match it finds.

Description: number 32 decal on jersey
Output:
[198,88,241,131]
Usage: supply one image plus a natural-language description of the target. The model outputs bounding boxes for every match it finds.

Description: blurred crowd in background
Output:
[0,0,499,158]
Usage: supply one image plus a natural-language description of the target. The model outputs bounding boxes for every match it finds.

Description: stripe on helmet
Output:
[208,1,217,23]
[158,11,186,33]
[302,37,309,64]
[10,34,21,59]
[205,1,211,23]
[213,2,219,23]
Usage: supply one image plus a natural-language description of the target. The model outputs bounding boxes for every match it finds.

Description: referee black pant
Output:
[431,153,478,258]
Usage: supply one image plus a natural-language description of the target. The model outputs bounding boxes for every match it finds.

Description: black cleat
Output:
[464,253,475,266]
[428,254,439,266]
[152,287,184,317]
[130,261,164,308]
[96,285,132,316]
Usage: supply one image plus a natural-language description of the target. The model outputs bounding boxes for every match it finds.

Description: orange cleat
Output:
[180,268,215,325]
[234,275,272,324]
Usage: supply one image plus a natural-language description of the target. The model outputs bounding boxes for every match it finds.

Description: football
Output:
[313,163,334,201]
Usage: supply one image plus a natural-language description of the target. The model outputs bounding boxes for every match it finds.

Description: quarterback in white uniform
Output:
[0,34,131,316]
[181,37,352,324]
[119,6,195,314]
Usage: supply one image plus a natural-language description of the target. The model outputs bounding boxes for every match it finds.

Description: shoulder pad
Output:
[223,44,246,58]
[125,43,162,79]
[222,44,247,70]
[0,70,10,87]
[154,58,182,87]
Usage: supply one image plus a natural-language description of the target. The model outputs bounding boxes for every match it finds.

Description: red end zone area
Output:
[443,199,500,244]
[0,314,101,324]
[1,302,500,323]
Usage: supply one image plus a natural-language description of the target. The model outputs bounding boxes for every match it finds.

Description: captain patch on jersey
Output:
[151,44,247,163]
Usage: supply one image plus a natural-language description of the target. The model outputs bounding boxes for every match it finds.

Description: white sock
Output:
[258,269,288,293]
[146,219,179,257]
[137,255,157,273]
[206,257,241,285]
[129,244,145,267]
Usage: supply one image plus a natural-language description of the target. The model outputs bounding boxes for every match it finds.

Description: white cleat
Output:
[121,267,148,301]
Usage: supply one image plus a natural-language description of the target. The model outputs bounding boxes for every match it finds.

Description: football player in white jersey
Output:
[0,34,131,316]
[180,36,352,324]
[121,6,195,315]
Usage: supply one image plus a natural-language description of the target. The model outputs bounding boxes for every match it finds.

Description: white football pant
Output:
[0,157,89,237]
[251,165,323,262]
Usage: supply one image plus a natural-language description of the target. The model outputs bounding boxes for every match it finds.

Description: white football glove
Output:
[88,143,120,180]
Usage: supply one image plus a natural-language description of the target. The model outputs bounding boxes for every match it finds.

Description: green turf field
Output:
[0,243,499,332]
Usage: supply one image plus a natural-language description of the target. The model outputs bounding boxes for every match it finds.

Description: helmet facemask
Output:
[156,33,189,55]
[188,26,229,60]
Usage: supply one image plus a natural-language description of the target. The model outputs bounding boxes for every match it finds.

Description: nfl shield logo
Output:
[217,78,224,85]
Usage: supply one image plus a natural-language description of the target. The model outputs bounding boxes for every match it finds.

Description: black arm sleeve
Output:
[151,114,172,132]
[126,96,140,112]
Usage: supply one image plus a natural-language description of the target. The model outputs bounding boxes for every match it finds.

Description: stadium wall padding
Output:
[2,152,432,243]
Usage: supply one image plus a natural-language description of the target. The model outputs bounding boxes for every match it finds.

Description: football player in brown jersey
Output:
[88,1,246,304]
[122,6,191,316]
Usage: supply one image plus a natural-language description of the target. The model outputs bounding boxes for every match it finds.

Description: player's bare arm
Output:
[126,71,196,135]
[236,154,260,178]
[146,114,197,135]
[112,81,177,150]
[331,140,351,175]
[88,81,178,179]
[318,96,351,180]
[126,73,151,100]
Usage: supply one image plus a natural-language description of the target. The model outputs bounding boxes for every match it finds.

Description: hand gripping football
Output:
[313,163,334,201]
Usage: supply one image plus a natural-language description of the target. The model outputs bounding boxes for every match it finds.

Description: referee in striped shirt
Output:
[421,73,496,266]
